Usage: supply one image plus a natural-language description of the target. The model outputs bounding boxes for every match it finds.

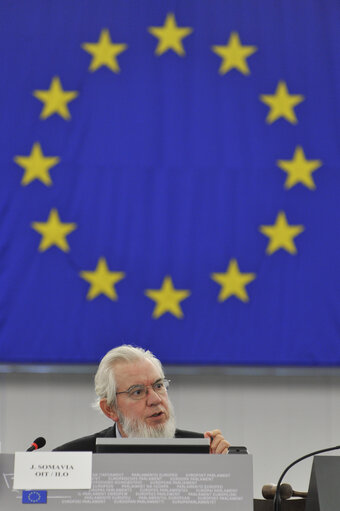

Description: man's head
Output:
[94,345,176,438]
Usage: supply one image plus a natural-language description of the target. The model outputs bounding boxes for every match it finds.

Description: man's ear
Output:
[99,399,119,422]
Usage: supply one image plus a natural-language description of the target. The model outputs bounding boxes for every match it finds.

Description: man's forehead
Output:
[114,358,162,386]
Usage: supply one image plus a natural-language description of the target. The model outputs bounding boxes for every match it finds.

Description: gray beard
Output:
[116,401,176,438]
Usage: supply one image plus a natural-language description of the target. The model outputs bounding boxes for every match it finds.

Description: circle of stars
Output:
[13,12,322,319]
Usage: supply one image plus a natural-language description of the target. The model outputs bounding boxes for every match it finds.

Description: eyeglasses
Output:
[116,378,171,401]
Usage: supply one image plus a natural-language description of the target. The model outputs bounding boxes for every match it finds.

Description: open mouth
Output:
[149,411,164,418]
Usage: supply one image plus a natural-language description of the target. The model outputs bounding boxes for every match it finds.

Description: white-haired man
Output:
[54,345,230,454]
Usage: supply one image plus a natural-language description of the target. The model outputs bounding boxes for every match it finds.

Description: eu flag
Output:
[0,0,339,365]
[22,490,47,504]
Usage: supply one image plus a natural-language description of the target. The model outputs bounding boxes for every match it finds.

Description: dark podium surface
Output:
[254,499,305,511]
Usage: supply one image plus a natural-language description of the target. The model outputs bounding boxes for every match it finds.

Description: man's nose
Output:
[146,387,162,405]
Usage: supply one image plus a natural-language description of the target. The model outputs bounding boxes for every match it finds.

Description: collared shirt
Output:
[115,422,123,438]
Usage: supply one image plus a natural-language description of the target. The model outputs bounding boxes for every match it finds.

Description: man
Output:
[54,345,230,454]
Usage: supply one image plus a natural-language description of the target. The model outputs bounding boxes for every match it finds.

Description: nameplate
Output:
[13,452,92,489]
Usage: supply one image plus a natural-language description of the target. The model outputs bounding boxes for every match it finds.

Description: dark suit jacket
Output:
[54,424,204,452]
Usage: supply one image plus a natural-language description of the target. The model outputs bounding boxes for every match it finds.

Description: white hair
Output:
[94,345,164,409]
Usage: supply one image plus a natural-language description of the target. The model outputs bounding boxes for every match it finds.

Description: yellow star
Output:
[33,76,79,120]
[31,209,77,252]
[211,259,256,303]
[211,32,257,75]
[82,29,128,73]
[145,275,191,318]
[260,81,304,124]
[277,146,322,190]
[148,13,193,56]
[14,142,60,186]
[259,211,304,255]
[80,257,125,300]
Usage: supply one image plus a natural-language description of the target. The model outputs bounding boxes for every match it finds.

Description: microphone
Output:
[26,437,46,452]
[273,445,340,511]
[262,483,307,500]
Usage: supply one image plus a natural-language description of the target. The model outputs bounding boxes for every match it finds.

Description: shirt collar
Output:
[115,422,123,438]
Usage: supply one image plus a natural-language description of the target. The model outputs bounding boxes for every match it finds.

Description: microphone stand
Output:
[274,445,340,511]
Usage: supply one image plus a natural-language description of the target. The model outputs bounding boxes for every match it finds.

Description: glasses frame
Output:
[116,378,171,400]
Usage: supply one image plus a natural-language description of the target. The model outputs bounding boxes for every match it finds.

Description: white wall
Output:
[1,368,339,498]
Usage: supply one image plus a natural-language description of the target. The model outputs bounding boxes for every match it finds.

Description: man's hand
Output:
[204,429,230,454]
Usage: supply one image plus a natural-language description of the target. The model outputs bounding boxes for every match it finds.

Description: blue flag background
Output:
[22,490,47,504]
[0,0,339,365]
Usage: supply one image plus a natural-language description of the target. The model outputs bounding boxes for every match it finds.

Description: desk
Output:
[254,499,306,511]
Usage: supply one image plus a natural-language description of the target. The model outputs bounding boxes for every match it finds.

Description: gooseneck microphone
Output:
[26,437,46,452]
[273,445,340,511]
